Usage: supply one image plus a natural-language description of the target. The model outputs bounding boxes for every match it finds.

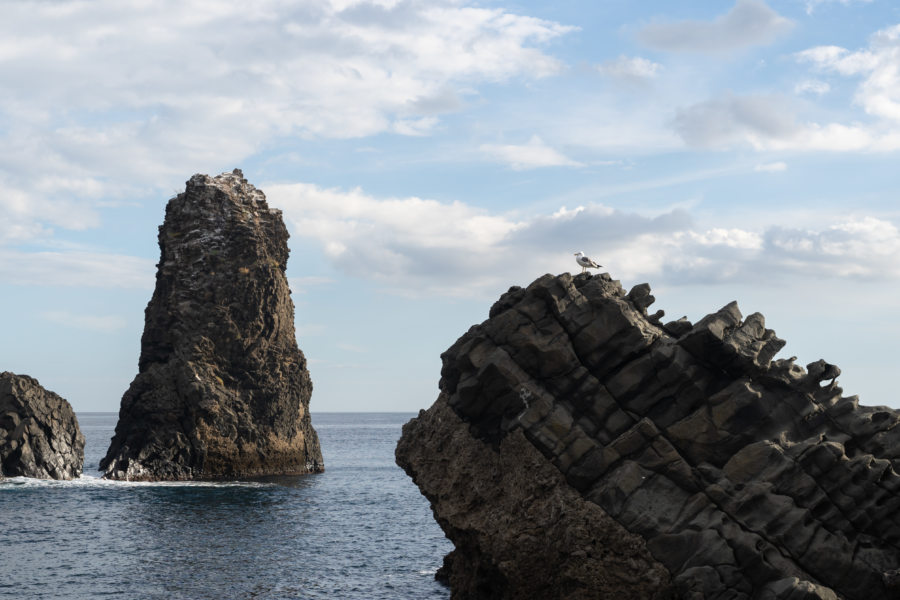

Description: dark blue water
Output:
[0,413,452,599]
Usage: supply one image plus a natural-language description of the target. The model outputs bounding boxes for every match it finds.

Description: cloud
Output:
[673,94,801,148]
[637,0,792,53]
[266,181,900,296]
[596,55,662,81]
[754,161,787,172]
[761,217,900,277]
[41,310,127,333]
[266,181,522,294]
[672,92,893,151]
[391,116,440,136]
[0,0,575,242]
[804,0,873,15]
[797,26,900,123]
[0,250,155,288]
[794,79,831,96]
[1,1,573,141]
[0,176,113,244]
[618,216,900,284]
[479,135,584,170]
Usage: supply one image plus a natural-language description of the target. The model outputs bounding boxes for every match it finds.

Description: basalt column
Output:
[101,169,323,481]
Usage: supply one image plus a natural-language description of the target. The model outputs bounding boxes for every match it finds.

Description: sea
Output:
[0,413,452,600]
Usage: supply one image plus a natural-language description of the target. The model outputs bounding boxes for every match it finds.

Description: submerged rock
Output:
[101,169,323,481]
[0,372,84,480]
[397,272,900,600]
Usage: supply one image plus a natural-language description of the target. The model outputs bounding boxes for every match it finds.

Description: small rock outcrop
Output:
[1,372,84,480]
[101,169,323,481]
[397,273,900,600]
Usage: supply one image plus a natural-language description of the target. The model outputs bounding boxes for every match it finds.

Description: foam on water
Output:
[0,475,279,489]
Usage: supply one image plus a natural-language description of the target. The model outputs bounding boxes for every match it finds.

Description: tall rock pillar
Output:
[102,169,323,481]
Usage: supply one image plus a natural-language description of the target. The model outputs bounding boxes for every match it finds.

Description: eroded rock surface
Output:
[1,372,84,479]
[397,272,900,600]
[101,169,323,481]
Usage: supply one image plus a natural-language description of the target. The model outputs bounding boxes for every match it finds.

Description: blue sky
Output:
[2,0,899,412]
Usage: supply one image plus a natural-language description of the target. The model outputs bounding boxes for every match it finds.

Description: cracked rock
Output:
[396,272,900,600]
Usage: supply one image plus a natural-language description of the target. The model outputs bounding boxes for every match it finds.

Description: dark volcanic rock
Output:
[1,372,84,479]
[396,272,900,600]
[101,169,323,481]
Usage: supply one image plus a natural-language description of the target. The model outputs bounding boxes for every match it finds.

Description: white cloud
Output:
[632,216,900,283]
[804,0,873,15]
[754,161,787,172]
[673,94,801,148]
[267,180,900,296]
[41,310,127,333]
[637,0,792,53]
[0,250,155,288]
[764,217,900,277]
[0,0,575,242]
[1,1,573,140]
[0,177,112,244]
[266,181,523,294]
[797,26,900,123]
[688,228,764,249]
[479,135,584,170]
[672,92,896,151]
[391,116,440,136]
[596,55,662,81]
[796,45,856,69]
[794,79,831,96]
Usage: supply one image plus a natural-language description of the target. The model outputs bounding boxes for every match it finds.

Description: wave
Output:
[0,474,280,490]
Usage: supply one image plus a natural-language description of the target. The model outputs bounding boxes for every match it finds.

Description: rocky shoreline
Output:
[397,272,900,600]
[5,171,899,599]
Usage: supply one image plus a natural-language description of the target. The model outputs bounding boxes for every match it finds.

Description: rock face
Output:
[1,372,84,480]
[396,273,900,600]
[101,169,323,481]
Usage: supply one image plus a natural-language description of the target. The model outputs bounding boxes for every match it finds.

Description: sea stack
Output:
[101,169,323,481]
[1,372,85,480]
[396,272,900,600]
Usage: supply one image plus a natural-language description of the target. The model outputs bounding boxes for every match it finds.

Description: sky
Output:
[2,0,899,412]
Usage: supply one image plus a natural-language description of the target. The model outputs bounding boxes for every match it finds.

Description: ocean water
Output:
[0,413,452,599]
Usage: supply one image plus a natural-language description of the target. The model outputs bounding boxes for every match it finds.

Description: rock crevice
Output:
[397,272,900,599]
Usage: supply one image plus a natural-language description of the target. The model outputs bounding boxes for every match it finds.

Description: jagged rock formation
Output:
[1,372,84,479]
[101,169,323,481]
[397,272,900,600]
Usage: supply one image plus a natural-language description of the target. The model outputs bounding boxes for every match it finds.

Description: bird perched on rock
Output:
[574,251,602,273]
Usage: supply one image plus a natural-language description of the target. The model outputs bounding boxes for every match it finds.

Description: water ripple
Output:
[0,413,451,600]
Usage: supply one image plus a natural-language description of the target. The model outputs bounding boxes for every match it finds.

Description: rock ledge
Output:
[397,272,900,600]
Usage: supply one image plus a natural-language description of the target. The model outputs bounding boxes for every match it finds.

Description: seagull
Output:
[574,251,601,273]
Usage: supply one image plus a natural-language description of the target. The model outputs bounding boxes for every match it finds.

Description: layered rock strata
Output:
[1,372,84,480]
[101,169,323,481]
[397,272,900,600]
